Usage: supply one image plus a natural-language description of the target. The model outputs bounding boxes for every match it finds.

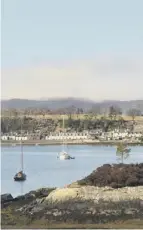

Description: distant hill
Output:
[94,100,143,113]
[1,98,143,113]
[1,98,95,110]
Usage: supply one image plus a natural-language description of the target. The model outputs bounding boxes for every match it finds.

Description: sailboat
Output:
[57,115,75,160]
[14,119,27,181]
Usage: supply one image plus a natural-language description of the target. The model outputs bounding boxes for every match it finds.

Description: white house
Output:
[1,135,8,141]
[45,132,89,141]
[15,136,28,141]
[8,136,16,140]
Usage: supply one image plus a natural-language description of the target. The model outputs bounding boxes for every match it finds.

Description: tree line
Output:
[1,106,142,119]
[1,114,132,135]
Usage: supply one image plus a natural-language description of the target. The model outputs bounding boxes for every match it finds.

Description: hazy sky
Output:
[1,0,143,100]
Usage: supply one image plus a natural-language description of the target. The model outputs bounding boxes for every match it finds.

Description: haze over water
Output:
[1,145,143,197]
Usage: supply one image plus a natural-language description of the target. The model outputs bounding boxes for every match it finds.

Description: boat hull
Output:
[58,152,75,160]
[59,155,70,160]
[14,177,26,181]
[14,172,26,181]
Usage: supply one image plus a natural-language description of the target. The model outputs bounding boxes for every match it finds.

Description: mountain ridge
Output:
[1,98,143,112]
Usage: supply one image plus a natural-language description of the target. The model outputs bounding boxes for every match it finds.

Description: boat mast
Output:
[62,115,65,151]
[20,117,23,172]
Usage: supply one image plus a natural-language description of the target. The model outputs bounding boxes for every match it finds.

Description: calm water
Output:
[1,145,143,197]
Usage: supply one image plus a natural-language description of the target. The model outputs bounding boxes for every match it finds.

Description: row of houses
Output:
[1,130,143,141]
[46,132,89,140]
[1,132,90,141]
[99,131,142,141]
[1,135,28,141]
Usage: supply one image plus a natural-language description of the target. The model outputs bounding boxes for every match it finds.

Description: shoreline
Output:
[1,163,143,228]
[1,140,143,146]
[2,185,143,229]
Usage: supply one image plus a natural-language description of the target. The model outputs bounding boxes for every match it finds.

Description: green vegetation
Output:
[2,196,143,228]
[1,115,131,134]
[2,215,143,229]
[1,116,57,135]
[1,106,143,138]
[1,103,143,138]
[2,219,143,229]
[116,143,131,163]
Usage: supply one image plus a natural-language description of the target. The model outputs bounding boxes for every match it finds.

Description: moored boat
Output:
[14,171,26,181]
[14,118,27,181]
[58,115,75,160]
[58,151,72,160]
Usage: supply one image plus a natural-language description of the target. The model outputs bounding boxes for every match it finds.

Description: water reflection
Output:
[20,182,24,195]
[14,181,25,196]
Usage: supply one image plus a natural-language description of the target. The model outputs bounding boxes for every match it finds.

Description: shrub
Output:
[78,163,143,188]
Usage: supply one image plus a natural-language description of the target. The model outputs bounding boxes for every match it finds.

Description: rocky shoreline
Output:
[1,163,143,229]
[1,185,143,228]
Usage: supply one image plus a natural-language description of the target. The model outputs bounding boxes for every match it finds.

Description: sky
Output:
[1,0,143,100]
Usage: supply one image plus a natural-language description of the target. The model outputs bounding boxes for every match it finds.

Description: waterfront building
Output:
[45,132,89,141]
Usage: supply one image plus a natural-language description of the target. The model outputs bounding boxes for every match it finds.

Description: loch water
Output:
[1,144,143,197]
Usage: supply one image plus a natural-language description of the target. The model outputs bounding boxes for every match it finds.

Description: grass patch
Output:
[2,219,143,229]
[2,114,143,121]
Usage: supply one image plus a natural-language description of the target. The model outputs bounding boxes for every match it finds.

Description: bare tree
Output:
[127,109,141,121]
[109,106,122,120]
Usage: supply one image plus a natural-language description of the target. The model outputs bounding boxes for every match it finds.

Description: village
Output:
[1,128,143,143]
[1,107,143,144]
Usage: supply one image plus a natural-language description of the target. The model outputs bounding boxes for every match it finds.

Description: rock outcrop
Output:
[1,193,13,203]
[46,186,143,203]
[1,163,143,228]
[5,185,142,225]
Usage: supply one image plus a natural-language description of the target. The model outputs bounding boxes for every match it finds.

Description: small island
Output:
[1,163,143,229]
